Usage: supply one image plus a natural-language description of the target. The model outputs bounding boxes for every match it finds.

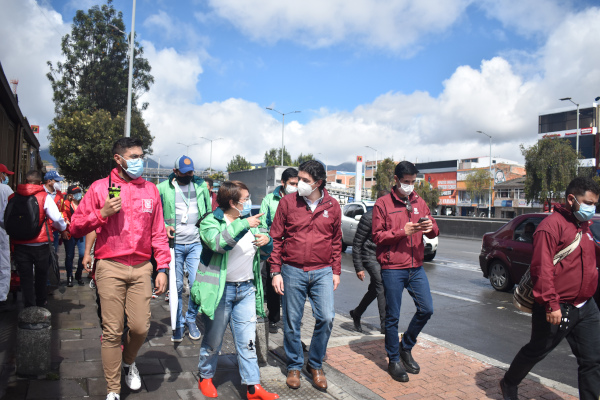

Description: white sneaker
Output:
[106,393,120,400]
[123,361,142,390]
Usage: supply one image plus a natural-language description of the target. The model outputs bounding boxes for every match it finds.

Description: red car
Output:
[479,212,600,291]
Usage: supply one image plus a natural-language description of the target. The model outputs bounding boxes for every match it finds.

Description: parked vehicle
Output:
[479,212,600,291]
[341,200,438,260]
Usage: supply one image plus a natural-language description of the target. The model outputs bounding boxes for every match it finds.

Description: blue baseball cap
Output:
[175,156,194,174]
[44,171,64,181]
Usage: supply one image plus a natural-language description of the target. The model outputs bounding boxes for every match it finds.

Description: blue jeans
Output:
[382,267,433,362]
[281,264,335,371]
[52,231,60,253]
[64,236,85,279]
[174,242,202,329]
[198,281,260,385]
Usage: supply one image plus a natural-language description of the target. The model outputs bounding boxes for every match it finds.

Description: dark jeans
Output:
[504,299,600,400]
[353,261,386,329]
[262,261,281,323]
[382,266,433,362]
[14,244,50,307]
[64,236,85,279]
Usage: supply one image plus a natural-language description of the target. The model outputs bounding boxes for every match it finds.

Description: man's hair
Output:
[204,177,214,188]
[217,180,249,210]
[299,160,326,190]
[394,161,419,180]
[377,189,390,199]
[112,137,144,156]
[565,177,600,198]
[281,167,298,184]
[26,170,42,184]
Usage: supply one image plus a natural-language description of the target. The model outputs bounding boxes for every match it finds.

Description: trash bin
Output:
[16,307,51,376]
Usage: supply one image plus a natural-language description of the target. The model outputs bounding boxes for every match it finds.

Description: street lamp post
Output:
[200,137,223,172]
[477,131,492,218]
[266,108,301,165]
[125,0,136,137]
[560,97,580,173]
[177,142,199,154]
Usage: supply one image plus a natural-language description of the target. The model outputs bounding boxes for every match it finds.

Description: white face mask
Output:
[53,182,62,192]
[284,184,298,195]
[297,180,318,197]
[398,182,414,197]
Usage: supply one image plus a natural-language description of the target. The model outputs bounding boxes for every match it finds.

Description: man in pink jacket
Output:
[71,137,170,400]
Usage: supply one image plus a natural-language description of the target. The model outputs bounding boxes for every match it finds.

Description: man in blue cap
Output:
[158,156,211,342]
[43,170,66,253]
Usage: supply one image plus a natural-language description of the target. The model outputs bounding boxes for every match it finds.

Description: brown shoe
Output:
[306,365,327,391]
[286,370,301,389]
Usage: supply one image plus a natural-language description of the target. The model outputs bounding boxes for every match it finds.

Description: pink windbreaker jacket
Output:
[70,168,171,268]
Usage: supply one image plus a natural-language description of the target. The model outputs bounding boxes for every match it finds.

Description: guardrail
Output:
[433,215,509,240]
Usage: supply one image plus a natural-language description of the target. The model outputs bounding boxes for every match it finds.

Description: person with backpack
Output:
[5,170,66,308]
[43,171,64,255]
[0,164,15,309]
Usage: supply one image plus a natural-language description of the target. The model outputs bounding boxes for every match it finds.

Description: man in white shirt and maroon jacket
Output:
[269,160,342,392]
[500,177,600,400]
[372,161,439,383]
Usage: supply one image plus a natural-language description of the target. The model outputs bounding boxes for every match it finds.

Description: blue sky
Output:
[2,0,600,170]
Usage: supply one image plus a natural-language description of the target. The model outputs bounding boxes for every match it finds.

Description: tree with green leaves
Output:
[47,0,153,117]
[521,138,578,205]
[294,153,314,166]
[264,148,293,167]
[465,169,492,204]
[48,110,152,187]
[227,155,252,172]
[416,181,440,211]
[208,171,226,181]
[371,158,396,199]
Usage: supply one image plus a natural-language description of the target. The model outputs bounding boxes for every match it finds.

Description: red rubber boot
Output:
[198,378,218,398]
[246,384,279,400]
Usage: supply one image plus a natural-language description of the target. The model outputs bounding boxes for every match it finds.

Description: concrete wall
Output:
[434,216,509,240]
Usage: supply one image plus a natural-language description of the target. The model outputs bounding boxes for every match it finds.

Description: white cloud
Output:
[203,0,471,53]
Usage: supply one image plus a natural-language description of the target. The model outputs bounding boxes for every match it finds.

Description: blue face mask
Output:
[237,199,252,217]
[119,155,144,179]
[2,176,8,185]
[573,197,596,222]
[73,193,83,201]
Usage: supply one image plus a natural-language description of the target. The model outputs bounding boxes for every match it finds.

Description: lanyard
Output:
[173,179,192,225]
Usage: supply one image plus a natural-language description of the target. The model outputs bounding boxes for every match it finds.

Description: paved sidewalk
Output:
[0,255,581,399]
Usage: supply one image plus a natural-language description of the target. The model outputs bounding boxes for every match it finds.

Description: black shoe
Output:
[268,322,278,334]
[67,277,73,287]
[387,361,409,382]
[400,346,420,374]
[499,378,519,400]
[349,309,362,333]
[77,278,85,286]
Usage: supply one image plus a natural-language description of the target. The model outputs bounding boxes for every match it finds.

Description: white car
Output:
[341,200,438,261]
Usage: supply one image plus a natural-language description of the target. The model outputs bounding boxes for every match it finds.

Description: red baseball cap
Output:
[0,164,14,175]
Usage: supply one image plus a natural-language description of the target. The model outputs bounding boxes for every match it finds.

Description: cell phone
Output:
[417,217,428,223]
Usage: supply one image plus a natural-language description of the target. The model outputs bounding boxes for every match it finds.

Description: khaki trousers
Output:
[96,259,152,394]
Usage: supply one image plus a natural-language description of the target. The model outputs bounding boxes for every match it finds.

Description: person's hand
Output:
[356,271,365,281]
[546,309,562,325]
[419,219,433,233]
[253,233,269,247]
[166,226,175,239]
[404,222,419,236]
[82,254,93,272]
[154,271,168,295]
[272,274,284,295]
[333,274,340,291]
[100,195,122,218]
[60,231,70,240]
[246,213,264,228]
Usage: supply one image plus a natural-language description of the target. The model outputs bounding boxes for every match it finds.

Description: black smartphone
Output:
[417,217,428,223]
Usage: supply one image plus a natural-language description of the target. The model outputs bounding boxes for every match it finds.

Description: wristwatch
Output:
[270,272,281,278]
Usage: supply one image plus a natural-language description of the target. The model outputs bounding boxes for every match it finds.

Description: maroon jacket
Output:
[531,204,599,312]
[211,192,218,212]
[268,189,342,275]
[372,188,439,269]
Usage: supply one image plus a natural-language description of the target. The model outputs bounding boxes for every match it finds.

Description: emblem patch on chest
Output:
[413,207,419,215]
[323,210,329,218]
[142,199,153,213]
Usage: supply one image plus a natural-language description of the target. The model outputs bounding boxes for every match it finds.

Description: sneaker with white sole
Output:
[123,361,141,390]
[187,321,201,340]
[106,393,120,400]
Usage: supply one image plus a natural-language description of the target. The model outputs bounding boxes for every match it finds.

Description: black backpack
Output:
[4,193,44,240]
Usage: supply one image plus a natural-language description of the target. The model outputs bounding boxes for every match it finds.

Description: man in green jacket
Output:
[258,168,298,333]
[157,156,211,342]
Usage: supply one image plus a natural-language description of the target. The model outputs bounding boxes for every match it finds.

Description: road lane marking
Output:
[430,290,482,304]
[425,260,481,272]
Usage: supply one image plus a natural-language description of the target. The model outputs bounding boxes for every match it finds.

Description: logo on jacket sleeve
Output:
[142,199,153,213]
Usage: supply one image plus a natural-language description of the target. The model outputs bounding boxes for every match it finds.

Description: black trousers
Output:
[504,298,600,400]
[14,244,50,308]
[353,261,386,329]
[261,260,281,323]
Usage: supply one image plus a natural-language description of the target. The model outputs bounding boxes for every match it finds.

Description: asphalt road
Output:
[334,236,580,389]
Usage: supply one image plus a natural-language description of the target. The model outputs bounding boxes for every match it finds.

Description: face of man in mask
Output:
[394,173,417,198]
[174,169,194,185]
[282,177,299,195]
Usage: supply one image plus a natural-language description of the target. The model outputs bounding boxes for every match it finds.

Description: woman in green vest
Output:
[191,181,279,400]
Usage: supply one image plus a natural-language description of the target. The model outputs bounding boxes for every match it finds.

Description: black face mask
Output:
[176,175,193,185]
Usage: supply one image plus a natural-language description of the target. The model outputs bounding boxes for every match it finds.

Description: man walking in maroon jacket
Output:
[500,177,600,400]
[269,160,342,392]
[372,161,439,383]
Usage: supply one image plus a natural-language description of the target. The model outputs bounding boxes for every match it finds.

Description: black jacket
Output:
[352,210,378,272]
